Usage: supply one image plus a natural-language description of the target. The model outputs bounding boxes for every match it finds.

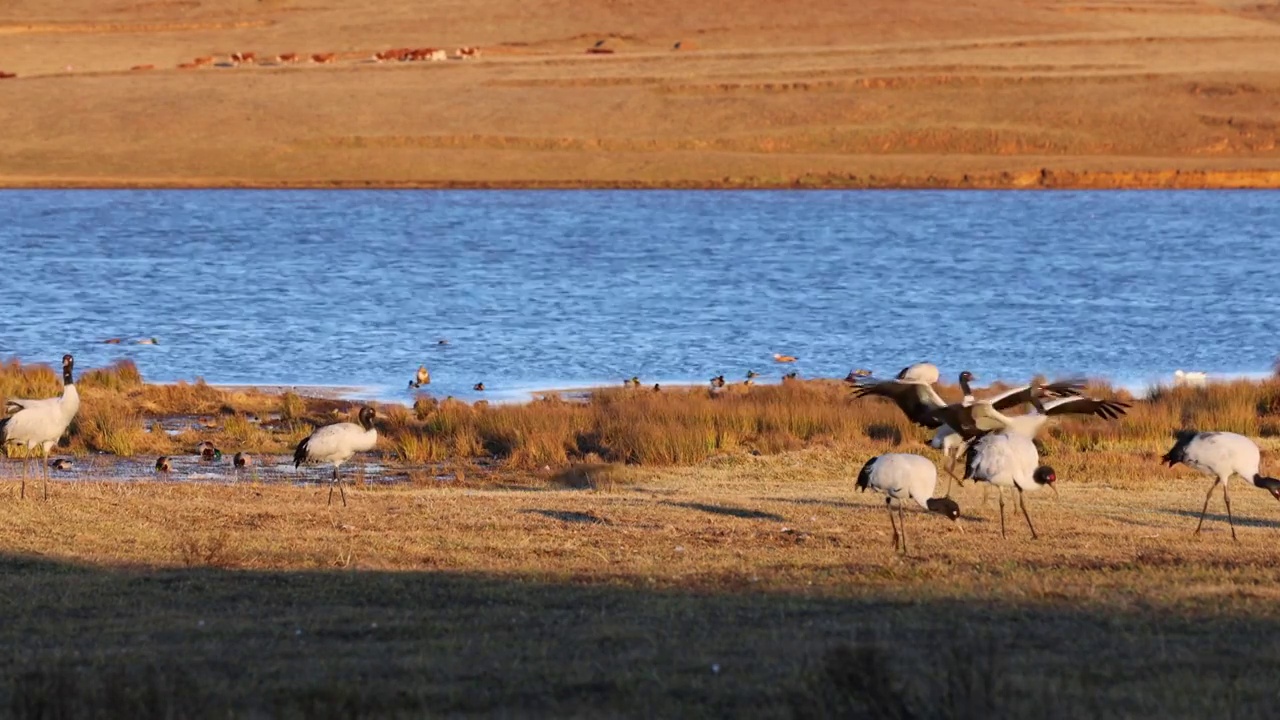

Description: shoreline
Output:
[4,168,1280,191]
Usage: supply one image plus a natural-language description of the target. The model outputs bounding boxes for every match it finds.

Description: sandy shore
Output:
[1,0,1278,189]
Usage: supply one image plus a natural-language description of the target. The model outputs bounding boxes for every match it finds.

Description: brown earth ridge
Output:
[2,0,1279,189]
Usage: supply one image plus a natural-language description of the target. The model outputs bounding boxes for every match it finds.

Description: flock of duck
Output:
[3,356,1279,540]
[848,362,1280,549]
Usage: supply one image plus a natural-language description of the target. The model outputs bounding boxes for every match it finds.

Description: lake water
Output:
[1,190,1276,402]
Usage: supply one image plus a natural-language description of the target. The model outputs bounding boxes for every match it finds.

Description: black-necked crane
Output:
[0,354,80,499]
[293,406,378,506]
[931,393,1130,487]
[856,453,961,554]
[1161,430,1280,541]
[963,431,1057,539]
[853,371,1080,463]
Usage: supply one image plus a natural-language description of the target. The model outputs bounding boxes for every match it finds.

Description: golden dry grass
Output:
[8,357,1280,473]
[1,0,1279,188]
[7,357,1280,714]
[2,450,1280,716]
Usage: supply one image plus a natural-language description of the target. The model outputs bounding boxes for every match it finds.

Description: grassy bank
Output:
[6,358,1280,476]
[2,458,1280,717]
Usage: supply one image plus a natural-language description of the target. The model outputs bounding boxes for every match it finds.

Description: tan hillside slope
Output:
[1,0,1279,187]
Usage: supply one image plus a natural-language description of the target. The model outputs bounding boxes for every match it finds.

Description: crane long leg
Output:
[1018,488,1039,540]
[1223,482,1237,542]
[898,501,909,555]
[1194,480,1218,536]
[998,488,1006,539]
[945,453,966,490]
[20,452,28,500]
[41,445,50,501]
[886,498,899,550]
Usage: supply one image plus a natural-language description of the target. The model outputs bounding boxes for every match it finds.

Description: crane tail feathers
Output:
[293,436,311,468]
[855,456,878,492]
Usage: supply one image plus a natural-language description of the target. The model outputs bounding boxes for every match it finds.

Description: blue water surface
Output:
[1,190,1276,401]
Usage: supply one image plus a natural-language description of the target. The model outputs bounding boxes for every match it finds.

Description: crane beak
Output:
[952,517,965,533]
[1049,483,1060,501]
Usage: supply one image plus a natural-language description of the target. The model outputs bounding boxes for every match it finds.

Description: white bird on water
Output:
[963,431,1058,539]
[1,354,80,499]
[1161,430,1280,541]
[855,453,961,554]
[293,406,378,506]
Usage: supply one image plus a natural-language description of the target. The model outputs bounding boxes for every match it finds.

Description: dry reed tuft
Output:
[9,357,1280,469]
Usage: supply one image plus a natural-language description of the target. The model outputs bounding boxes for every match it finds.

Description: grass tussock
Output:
[9,356,1280,470]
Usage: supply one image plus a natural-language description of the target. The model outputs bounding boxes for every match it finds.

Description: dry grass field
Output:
[5,359,1280,715]
[2,0,1280,188]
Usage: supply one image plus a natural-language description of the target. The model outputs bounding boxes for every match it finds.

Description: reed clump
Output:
[8,356,1280,468]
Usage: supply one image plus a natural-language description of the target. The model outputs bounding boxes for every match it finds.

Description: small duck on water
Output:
[773,353,798,363]
[410,365,431,389]
[844,368,873,383]
[473,382,486,392]
[48,458,73,471]
[746,370,759,380]
[136,338,159,345]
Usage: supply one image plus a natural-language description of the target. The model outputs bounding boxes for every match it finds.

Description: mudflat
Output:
[1,0,1279,188]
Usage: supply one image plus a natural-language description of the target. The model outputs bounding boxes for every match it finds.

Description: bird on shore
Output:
[410,365,430,389]
[964,432,1058,539]
[856,454,961,554]
[49,459,73,472]
[1173,369,1208,388]
[746,370,759,380]
[1161,430,1280,541]
[895,362,939,385]
[652,383,661,392]
[294,406,378,506]
[623,376,640,389]
[843,368,873,384]
[783,371,799,382]
[155,456,172,473]
[198,441,223,462]
[234,452,252,470]
[773,353,798,363]
[1,354,80,500]
[710,375,726,389]
[473,382,486,392]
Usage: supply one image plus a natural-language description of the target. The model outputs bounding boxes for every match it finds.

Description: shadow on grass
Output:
[664,501,786,521]
[1,553,1279,718]
[522,509,611,525]
[1161,508,1280,529]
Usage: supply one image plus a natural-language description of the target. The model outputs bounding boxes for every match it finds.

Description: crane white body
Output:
[1161,431,1280,540]
[856,453,961,554]
[964,431,1057,539]
[1,355,80,499]
[294,406,378,506]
